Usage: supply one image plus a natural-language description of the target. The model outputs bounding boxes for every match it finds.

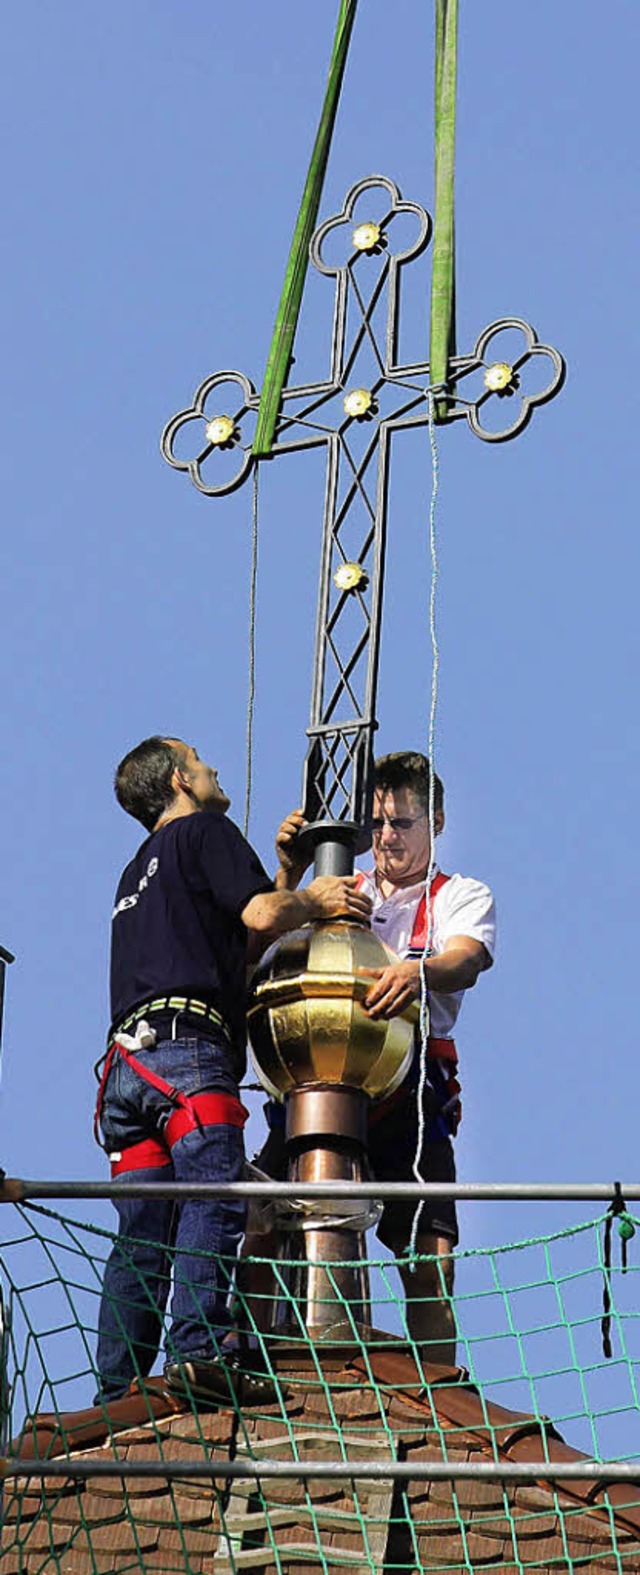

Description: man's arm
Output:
[242,875,372,941]
[362,936,490,1020]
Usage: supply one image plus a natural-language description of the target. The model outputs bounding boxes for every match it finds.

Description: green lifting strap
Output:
[429,0,458,420]
[252,0,358,460]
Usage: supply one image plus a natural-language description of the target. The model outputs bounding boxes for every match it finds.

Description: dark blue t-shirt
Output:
[110,813,272,1065]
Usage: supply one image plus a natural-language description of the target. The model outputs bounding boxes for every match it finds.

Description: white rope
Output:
[0,950,13,1090]
[409,387,441,1259]
[243,463,259,838]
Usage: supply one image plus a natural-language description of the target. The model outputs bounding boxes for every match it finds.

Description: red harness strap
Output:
[408,871,451,951]
[94,1041,119,1147]
[111,1137,170,1177]
[110,1093,248,1178]
[165,1090,247,1148]
[423,1034,456,1064]
[94,1035,191,1149]
[95,1038,248,1169]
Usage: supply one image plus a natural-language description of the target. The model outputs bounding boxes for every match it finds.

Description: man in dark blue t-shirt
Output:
[95,735,371,1408]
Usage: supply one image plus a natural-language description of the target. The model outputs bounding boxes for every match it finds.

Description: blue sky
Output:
[2,2,640,1414]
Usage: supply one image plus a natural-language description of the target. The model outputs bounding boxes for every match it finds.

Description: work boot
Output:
[164,1351,277,1409]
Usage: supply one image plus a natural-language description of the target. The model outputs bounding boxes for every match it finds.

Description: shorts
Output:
[368,1103,458,1250]
[254,1084,458,1253]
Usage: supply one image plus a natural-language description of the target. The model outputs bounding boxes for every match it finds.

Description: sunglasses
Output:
[370,813,428,833]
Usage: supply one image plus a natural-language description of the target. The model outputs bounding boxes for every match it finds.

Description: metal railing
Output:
[5,1458,640,1484]
[1,1178,638,1202]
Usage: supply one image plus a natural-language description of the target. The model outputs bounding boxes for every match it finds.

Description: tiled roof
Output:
[5,1344,640,1573]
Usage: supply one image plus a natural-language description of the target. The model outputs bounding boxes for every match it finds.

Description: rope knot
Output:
[601,1181,635,1359]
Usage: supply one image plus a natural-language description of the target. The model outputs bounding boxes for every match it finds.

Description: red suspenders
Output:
[407,871,452,951]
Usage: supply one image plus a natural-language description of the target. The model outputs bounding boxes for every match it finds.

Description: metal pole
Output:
[5,1457,640,1484]
[0,944,15,1544]
[2,1178,639,1203]
[312,833,357,878]
[0,1286,8,1542]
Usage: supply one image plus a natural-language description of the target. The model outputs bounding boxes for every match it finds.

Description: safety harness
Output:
[403,871,451,952]
[94,1004,248,1178]
[358,870,462,1137]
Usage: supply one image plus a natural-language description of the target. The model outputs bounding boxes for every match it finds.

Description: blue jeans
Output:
[95,1034,246,1401]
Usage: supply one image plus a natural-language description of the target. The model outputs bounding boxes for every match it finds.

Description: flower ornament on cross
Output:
[448,318,566,443]
[310,173,430,287]
[160,370,258,498]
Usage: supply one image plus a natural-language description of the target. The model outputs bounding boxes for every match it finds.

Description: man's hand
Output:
[306,875,373,922]
[242,874,371,942]
[360,936,490,1018]
[275,809,311,891]
[361,959,421,1019]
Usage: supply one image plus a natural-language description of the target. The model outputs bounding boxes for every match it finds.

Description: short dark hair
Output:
[374,751,444,815]
[114,736,189,831]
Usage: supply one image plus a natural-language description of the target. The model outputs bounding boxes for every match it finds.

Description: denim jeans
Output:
[95,1034,246,1401]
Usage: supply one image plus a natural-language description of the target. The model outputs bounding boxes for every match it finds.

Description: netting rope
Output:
[3,1202,640,1572]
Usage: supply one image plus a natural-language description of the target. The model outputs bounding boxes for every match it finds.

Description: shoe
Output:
[164,1352,277,1409]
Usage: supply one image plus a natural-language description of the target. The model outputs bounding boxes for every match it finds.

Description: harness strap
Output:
[426,1034,458,1065]
[94,1042,118,1147]
[110,1094,248,1177]
[95,1042,248,1154]
[165,1090,248,1149]
[110,1137,170,1178]
[408,871,451,951]
[112,1038,186,1105]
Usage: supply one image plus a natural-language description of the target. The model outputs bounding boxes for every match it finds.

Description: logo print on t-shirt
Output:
[112,854,160,919]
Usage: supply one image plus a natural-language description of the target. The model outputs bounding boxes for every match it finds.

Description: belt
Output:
[107,996,230,1050]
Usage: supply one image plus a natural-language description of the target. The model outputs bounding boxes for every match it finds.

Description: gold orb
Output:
[247,920,420,1103]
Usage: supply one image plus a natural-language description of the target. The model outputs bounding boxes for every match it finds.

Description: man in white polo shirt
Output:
[272,751,495,1362]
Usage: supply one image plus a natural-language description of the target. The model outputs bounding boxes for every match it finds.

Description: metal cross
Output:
[161,175,565,872]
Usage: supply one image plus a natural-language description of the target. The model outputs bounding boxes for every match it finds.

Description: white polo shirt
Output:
[357,866,496,1039]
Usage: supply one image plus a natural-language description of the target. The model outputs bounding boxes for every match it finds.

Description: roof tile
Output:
[9,1343,640,1573]
[463,1528,509,1560]
[123,1491,215,1525]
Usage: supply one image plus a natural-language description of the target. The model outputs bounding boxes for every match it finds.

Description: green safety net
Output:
[252,0,358,459]
[429,0,458,420]
[2,1203,640,1572]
